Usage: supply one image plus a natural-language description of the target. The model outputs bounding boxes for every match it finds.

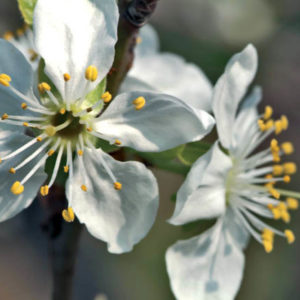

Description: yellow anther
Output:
[36,136,43,142]
[64,166,69,173]
[281,142,294,155]
[286,197,298,210]
[85,65,98,82]
[3,31,14,40]
[114,182,122,190]
[60,108,66,115]
[262,240,273,253]
[38,82,51,93]
[264,119,274,130]
[45,126,57,137]
[0,74,12,82]
[268,187,280,199]
[285,230,295,244]
[28,49,38,62]
[114,139,122,146]
[265,174,273,180]
[267,203,274,210]
[133,96,146,110]
[281,211,290,223]
[77,150,83,156]
[283,175,291,183]
[0,77,10,87]
[48,149,55,156]
[62,207,75,223]
[272,153,280,163]
[283,162,297,175]
[1,113,8,120]
[136,36,142,44]
[9,168,16,174]
[274,120,283,135]
[11,181,24,195]
[281,115,288,130]
[270,139,279,151]
[101,91,112,103]
[40,185,49,196]
[86,127,92,132]
[273,165,283,176]
[21,103,28,110]
[81,185,87,192]
[272,208,281,220]
[63,73,71,82]
[262,228,274,241]
[257,119,266,131]
[23,122,29,127]
[278,202,287,211]
[264,106,273,120]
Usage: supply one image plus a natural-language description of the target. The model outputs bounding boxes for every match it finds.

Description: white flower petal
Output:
[66,147,159,254]
[212,44,258,149]
[96,91,215,152]
[0,130,47,222]
[0,39,34,115]
[169,143,231,225]
[135,24,160,57]
[231,86,262,154]
[33,0,118,99]
[124,52,213,111]
[166,216,245,300]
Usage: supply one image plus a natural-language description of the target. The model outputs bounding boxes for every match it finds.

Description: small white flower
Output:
[0,0,214,253]
[3,25,39,69]
[166,44,297,299]
[121,25,213,112]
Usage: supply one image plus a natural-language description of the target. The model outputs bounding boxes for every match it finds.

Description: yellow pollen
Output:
[114,139,122,146]
[81,185,87,192]
[281,210,291,223]
[60,108,66,115]
[11,181,24,195]
[21,103,28,110]
[63,73,71,81]
[286,197,298,210]
[23,122,29,127]
[48,149,55,156]
[267,203,274,210]
[36,136,43,142]
[285,230,295,244]
[136,36,142,44]
[40,185,49,196]
[264,119,274,130]
[272,208,281,220]
[62,207,75,223]
[268,187,280,199]
[0,77,10,87]
[3,31,14,40]
[38,82,51,93]
[262,240,273,253]
[64,166,69,173]
[281,115,288,130]
[101,91,112,103]
[281,142,294,155]
[272,154,280,163]
[264,106,273,120]
[9,168,16,174]
[133,96,146,110]
[257,119,266,131]
[278,202,287,210]
[0,74,12,82]
[85,65,98,82]
[86,127,92,132]
[1,113,8,120]
[114,182,122,190]
[283,175,291,183]
[273,165,283,176]
[78,150,84,156]
[45,126,57,137]
[270,139,279,151]
[274,120,283,135]
[283,162,297,175]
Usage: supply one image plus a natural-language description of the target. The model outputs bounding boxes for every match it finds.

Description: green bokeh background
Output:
[0,0,299,299]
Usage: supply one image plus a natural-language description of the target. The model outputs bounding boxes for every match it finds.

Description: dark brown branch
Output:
[106,0,159,97]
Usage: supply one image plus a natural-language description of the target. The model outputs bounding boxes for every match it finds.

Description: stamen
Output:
[101,92,112,103]
[60,108,66,115]
[10,181,24,195]
[62,207,75,222]
[281,115,288,130]
[0,74,11,87]
[264,106,273,120]
[85,65,98,82]
[1,113,8,120]
[40,185,49,196]
[63,73,71,82]
[21,103,27,110]
[38,82,51,93]
[281,142,294,155]
[283,162,297,175]
[9,168,16,174]
[286,197,298,210]
[64,166,69,173]
[63,73,71,109]
[114,139,122,146]
[284,230,295,244]
[48,149,55,156]
[3,31,14,40]
[77,150,83,156]
[81,185,87,192]
[114,182,122,190]
[132,96,146,110]
[48,145,64,188]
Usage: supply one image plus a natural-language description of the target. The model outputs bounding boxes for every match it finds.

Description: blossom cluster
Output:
[0,0,298,299]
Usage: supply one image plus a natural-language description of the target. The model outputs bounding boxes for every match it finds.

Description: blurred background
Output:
[0,0,300,299]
